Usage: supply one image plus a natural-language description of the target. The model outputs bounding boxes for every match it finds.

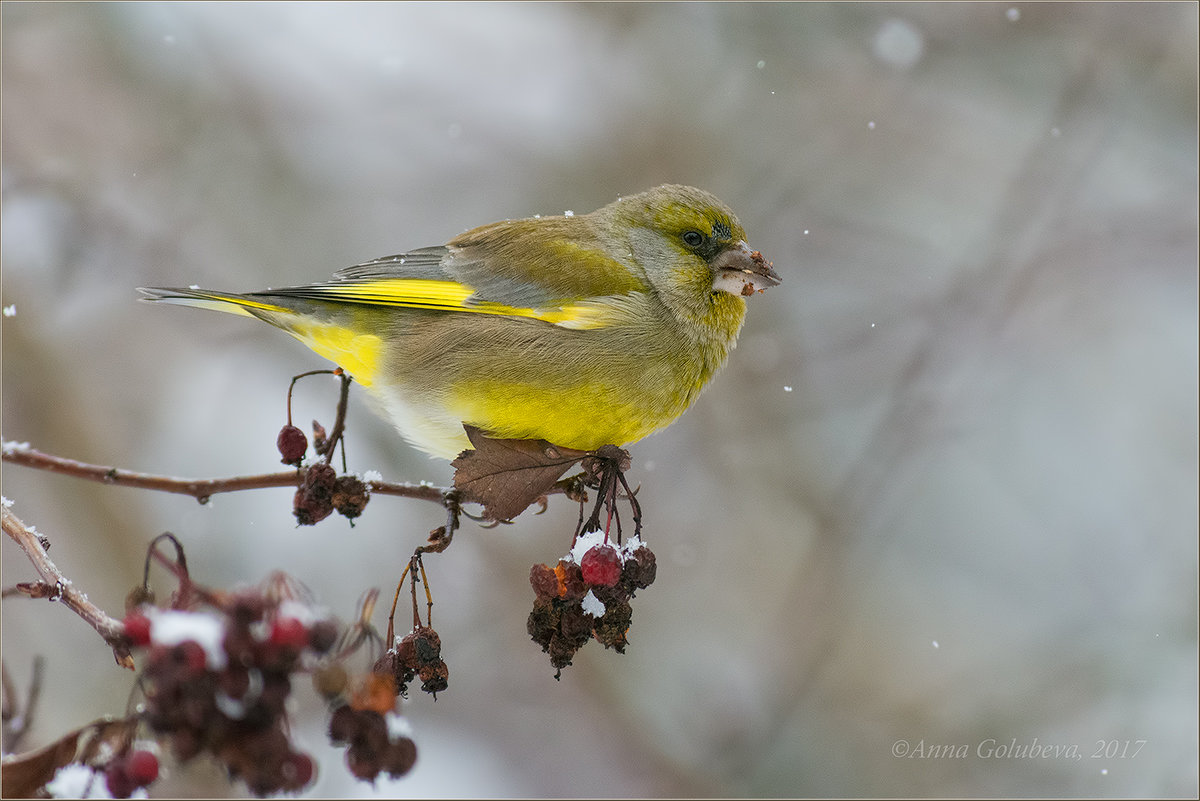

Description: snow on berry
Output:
[568,529,607,564]
[580,589,606,618]
[146,609,228,670]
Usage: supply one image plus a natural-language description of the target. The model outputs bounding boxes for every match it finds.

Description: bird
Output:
[140,184,780,461]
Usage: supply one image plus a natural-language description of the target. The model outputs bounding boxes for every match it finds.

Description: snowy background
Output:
[3,2,1196,797]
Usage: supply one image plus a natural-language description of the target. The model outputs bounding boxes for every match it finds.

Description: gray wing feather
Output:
[331,244,561,309]
[332,245,450,282]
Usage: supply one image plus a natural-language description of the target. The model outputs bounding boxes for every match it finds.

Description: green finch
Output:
[141,184,780,459]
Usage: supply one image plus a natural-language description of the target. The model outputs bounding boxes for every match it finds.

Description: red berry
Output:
[125,750,159,786]
[122,612,152,646]
[269,617,310,650]
[277,424,308,465]
[580,544,622,587]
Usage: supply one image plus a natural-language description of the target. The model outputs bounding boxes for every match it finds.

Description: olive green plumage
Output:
[140,185,780,459]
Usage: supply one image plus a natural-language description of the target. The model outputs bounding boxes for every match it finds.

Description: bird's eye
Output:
[682,230,705,248]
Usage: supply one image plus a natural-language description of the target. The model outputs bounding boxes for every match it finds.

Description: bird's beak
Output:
[712,241,782,297]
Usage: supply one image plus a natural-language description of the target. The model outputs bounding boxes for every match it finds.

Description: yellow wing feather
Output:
[292,279,613,330]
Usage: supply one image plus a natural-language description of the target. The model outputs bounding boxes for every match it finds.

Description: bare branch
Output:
[1,505,134,669]
[2,441,449,505]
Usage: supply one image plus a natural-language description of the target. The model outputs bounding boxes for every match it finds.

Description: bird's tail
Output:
[137,286,291,318]
[137,286,384,387]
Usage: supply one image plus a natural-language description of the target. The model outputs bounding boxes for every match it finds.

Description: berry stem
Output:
[615,470,643,539]
[286,368,338,427]
[141,532,188,595]
[323,370,351,472]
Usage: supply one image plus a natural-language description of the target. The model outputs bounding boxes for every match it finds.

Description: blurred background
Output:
[2,2,1196,797]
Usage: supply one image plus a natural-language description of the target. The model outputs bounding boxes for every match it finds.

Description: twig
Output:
[1,505,133,670]
[2,442,448,505]
[1,656,45,753]
[322,371,353,472]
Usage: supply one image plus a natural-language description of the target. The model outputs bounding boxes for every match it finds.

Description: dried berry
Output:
[417,659,449,695]
[124,584,155,612]
[592,598,633,652]
[308,618,340,653]
[554,559,588,601]
[313,663,349,701]
[529,563,559,601]
[558,604,592,644]
[351,672,399,715]
[105,760,137,799]
[228,591,268,626]
[293,488,332,525]
[526,600,559,650]
[281,751,315,791]
[387,626,449,696]
[383,735,418,777]
[304,462,338,497]
[294,462,338,525]
[622,545,658,590]
[328,703,359,745]
[328,705,416,782]
[332,474,370,519]
[276,424,308,466]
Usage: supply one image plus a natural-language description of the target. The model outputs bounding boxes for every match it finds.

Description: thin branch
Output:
[1,505,134,670]
[2,441,449,505]
[1,656,45,754]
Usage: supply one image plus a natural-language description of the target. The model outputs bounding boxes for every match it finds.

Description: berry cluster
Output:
[292,462,370,525]
[102,746,160,798]
[527,533,657,674]
[374,626,450,697]
[279,420,370,525]
[327,702,418,782]
[312,647,422,781]
[122,581,339,796]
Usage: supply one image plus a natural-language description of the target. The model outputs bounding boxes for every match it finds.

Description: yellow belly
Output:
[449,377,684,452]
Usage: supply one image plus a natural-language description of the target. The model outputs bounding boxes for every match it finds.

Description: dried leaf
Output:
[452,426,587,521]
[1,728,82,798]
[0,715,133,798]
